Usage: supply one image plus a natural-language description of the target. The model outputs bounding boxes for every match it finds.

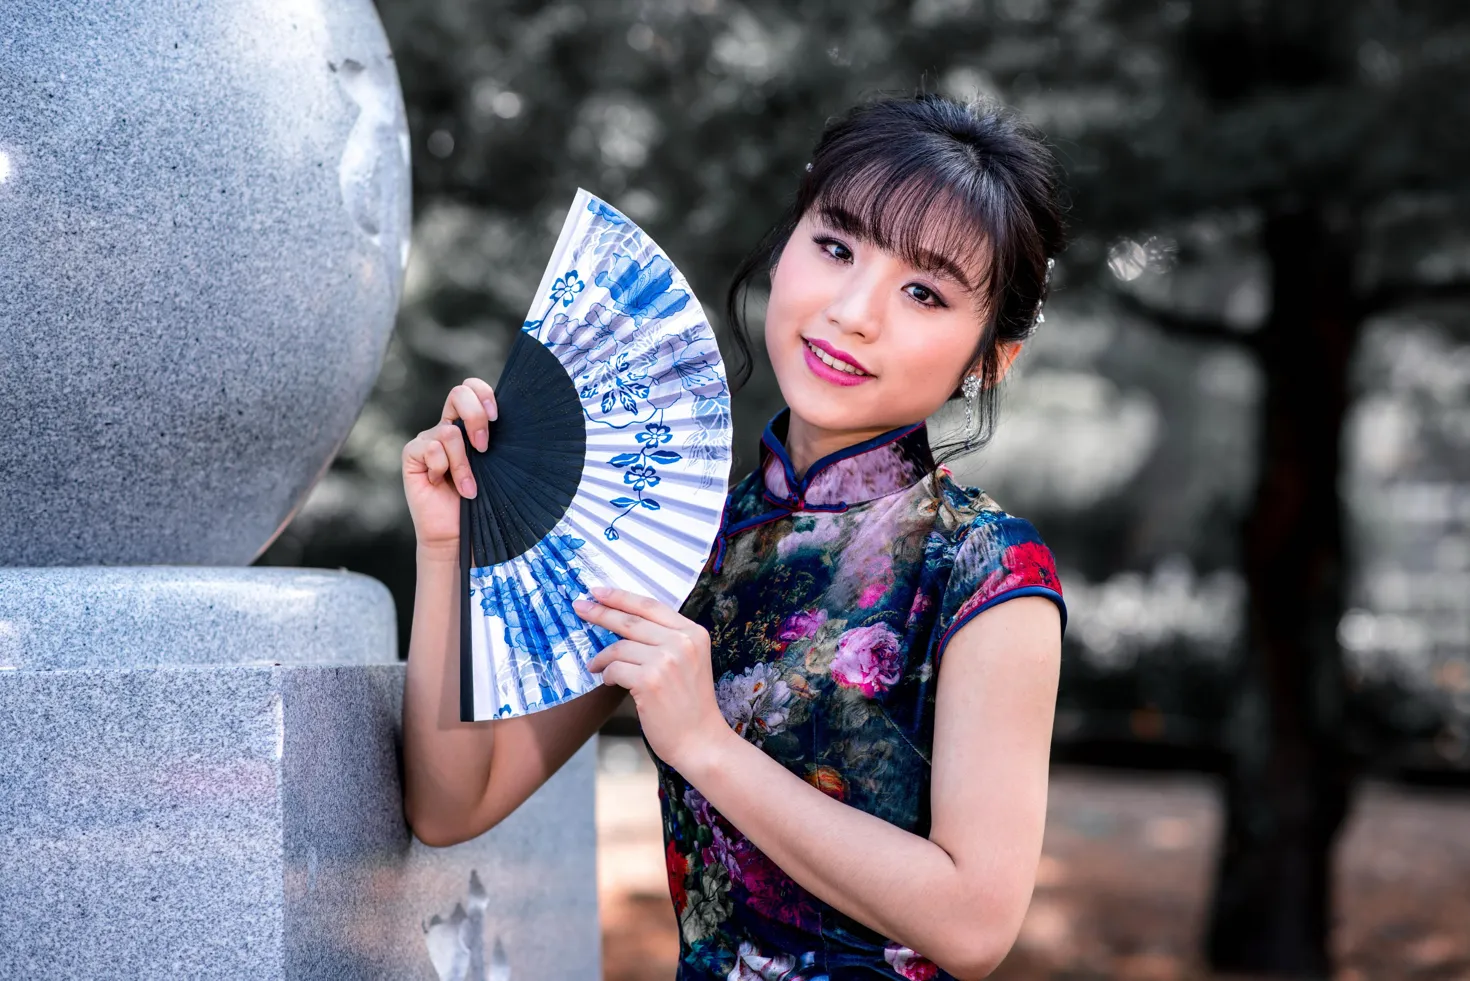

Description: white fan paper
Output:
[457,188,733,721]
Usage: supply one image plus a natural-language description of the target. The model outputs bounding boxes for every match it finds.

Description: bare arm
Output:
[673,595,1061,980]
[401,545,628,847]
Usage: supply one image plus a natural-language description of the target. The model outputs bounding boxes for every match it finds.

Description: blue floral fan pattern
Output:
[462,188,733,721]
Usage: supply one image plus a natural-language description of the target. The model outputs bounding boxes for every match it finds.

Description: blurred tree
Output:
[258,0,1470,974]
[1051,0,1470,973]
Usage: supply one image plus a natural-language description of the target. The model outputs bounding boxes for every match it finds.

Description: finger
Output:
[402,435,431,476]
[597,659,638,691]
[586,638,657,675]
[430,422,477,498]
[459,377,499,424]
[573,597,668,646]
[588,586,686,631]
[420,437,450,487]
[444,384,491,453]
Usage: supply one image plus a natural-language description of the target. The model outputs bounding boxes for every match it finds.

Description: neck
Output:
[784,411,892,480]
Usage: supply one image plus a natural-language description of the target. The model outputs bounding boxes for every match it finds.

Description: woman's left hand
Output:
[575,586,731,773]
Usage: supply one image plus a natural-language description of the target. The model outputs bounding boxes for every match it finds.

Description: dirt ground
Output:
[595,736,1470,981]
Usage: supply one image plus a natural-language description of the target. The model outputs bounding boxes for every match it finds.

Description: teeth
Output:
[805,339,868,376]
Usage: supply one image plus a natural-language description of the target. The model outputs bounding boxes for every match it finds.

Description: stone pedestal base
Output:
[0,568,598,980]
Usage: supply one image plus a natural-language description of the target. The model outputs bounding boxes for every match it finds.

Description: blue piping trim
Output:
[934,586,1068,664]
[759,407,928,498]
[713,409,926,576]
[711,508,794,574]
[760,487,851,514]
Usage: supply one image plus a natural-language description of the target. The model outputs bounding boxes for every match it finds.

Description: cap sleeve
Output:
[934,515,1067,664]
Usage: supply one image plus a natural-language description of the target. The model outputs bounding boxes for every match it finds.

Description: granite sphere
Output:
[0,0,412,565]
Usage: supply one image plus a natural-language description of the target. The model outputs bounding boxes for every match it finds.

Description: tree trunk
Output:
[1205,206,1363,976]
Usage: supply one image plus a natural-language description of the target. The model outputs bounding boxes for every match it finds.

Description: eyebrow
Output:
[817,204,977,292]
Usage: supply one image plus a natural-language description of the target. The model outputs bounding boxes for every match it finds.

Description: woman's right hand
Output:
[398,376,630,849]
[402,377,499,559]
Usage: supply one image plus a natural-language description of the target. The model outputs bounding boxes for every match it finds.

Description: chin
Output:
[770,331,893,432]
[789,396,867,432]
[780,372,888,432]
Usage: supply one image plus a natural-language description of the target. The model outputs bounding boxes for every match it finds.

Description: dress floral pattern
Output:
[654,408,1068,980]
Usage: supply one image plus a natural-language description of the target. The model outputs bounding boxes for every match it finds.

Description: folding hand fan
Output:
[456,188,733,722]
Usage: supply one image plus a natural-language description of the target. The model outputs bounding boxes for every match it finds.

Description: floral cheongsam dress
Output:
[652,407,1069,981]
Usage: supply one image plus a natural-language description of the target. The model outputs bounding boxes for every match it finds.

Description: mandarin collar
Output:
[758,407,935,510]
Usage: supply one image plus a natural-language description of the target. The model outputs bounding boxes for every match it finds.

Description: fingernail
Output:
[589,585,608,598]
[460,477,476,497]
[474,429,488,452]
[483,398,498,422]
[572,598,589,610]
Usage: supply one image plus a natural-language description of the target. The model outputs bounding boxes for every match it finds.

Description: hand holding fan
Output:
[456,188,733,722]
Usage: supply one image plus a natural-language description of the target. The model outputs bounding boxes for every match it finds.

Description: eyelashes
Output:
[812,234,853,263]
[810,234,948,310]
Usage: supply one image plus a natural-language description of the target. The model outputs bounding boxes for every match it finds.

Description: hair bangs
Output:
[810,158,1002,310]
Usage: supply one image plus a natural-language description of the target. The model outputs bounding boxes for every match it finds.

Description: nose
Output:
[823,267,885,339]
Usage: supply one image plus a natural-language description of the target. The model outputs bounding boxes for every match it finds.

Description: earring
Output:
[961,373,981,448]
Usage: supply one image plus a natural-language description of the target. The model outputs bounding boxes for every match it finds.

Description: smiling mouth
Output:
[803,338,871,376]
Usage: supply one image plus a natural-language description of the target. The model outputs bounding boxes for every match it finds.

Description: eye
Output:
[812,233,949,309]
[905,284,945,309]
[813,234,853,263]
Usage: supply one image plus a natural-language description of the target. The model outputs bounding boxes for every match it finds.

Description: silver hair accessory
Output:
[805,161,813,172]
[961,372,982,448]
[963,257,1053,448]
[1034,256,1055,327]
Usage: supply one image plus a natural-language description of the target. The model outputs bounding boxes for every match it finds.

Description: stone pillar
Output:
[0,570,600,980]
[0,3,599,979]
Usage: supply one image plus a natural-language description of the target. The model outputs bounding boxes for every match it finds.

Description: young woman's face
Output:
[764,208,1001,437]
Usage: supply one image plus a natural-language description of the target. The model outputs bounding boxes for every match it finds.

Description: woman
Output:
[401,91,1069,981]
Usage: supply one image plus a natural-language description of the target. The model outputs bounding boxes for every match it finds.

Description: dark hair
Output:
[722,90,1069,484]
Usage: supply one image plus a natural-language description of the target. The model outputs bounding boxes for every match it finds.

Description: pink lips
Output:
[804,337,870,375]
[801,337,874,387]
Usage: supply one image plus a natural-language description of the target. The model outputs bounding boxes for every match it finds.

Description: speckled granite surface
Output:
[0,2,598,970]
[0,569,600,980]
[0,0,412,565]
[0,567,398,670]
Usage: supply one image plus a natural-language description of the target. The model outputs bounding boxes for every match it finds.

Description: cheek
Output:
[888,329,975,398]
[763,261,808,349]
[762,291,790,365]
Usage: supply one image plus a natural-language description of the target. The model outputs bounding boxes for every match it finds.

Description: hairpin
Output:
[1034,256,1055,327]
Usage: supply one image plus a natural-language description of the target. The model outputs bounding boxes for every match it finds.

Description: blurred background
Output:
[254,1,1470,977]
